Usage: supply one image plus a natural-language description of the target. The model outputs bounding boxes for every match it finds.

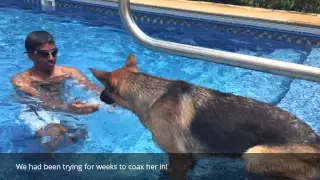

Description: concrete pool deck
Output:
[107,0,320,28]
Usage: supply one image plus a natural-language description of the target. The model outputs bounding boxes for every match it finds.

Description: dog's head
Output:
[89,53,138,108]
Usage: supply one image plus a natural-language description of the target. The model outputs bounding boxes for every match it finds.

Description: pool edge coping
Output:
[61,0,320,38]
[103,0,320,29]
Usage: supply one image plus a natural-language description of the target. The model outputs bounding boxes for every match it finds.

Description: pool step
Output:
[277,48,320,134]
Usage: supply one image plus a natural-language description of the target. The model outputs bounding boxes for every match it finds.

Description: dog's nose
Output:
[100,90,115,105]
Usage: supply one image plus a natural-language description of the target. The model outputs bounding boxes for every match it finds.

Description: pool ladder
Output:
[41,0,55,11]
[118,0,320,83]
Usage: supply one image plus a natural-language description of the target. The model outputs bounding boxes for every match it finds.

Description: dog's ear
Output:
[89,68,111,84]
[124,53,138,72]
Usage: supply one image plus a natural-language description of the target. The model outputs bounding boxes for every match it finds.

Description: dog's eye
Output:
[105,82,115,93]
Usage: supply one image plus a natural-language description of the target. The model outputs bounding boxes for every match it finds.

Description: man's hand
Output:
[68,100,99,114]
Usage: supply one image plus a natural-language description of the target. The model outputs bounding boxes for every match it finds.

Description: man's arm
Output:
[11,76,39,97]
[68,67,104,94]
[11,76,67,111]
[11,76,97,114]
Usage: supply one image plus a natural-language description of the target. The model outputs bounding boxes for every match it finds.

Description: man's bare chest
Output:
[30,74,72,94]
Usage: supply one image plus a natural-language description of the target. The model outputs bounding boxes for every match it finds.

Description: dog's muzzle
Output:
[100,89,115,105]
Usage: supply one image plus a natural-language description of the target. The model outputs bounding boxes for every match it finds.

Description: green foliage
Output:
[190,0,320,13]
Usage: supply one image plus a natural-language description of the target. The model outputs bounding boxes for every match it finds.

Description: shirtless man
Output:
[11,31,103,151]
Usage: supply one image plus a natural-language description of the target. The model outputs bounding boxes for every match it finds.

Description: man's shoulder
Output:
[59,66,81,74]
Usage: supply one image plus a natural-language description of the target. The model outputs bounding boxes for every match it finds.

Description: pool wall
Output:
[10,0,320,50]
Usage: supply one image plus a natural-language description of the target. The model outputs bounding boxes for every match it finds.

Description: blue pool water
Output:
[0,1,319,179]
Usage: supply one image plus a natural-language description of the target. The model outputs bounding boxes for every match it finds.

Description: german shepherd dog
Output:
[89,54,320,180]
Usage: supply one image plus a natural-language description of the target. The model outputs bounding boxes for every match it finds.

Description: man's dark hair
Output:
[25,31,55,52]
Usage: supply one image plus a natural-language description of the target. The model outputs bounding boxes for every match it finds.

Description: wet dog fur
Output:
[89,54,320,180]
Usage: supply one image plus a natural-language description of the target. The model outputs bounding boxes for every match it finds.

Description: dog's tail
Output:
[242,143,320,180]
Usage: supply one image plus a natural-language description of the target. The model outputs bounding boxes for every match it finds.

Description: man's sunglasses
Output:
[27,48,58,58]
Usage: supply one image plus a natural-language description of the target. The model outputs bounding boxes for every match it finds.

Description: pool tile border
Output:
[20,0,320,48]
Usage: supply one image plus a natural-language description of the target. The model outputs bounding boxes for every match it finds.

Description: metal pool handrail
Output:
[118,0,320,83]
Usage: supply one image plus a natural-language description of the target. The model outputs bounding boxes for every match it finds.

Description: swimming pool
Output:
[0,0,319,179]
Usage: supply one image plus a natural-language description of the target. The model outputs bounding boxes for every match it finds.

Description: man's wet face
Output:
[32,43,58,72]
